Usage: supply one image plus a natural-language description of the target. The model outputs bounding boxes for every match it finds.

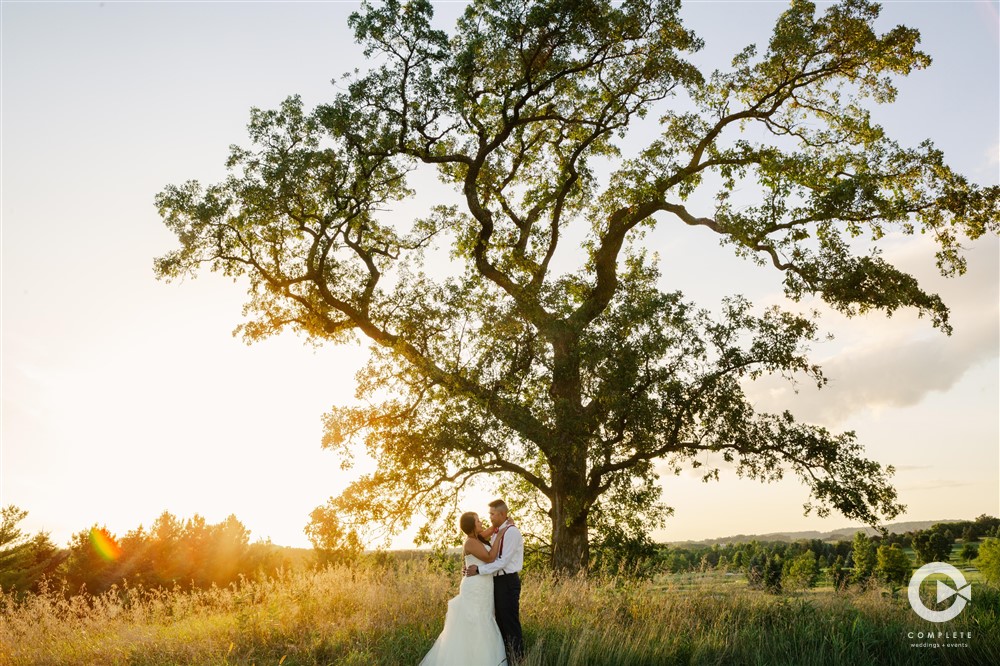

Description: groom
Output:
[465,499,524,663]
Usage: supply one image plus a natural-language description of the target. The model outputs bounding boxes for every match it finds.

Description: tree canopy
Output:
[155,0,997,573]
[0,506,64,596]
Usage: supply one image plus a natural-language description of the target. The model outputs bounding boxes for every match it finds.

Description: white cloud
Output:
[745,234,998,426]
[901,479,972,492]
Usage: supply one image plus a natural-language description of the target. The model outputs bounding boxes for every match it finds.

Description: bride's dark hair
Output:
[459,512,491,547]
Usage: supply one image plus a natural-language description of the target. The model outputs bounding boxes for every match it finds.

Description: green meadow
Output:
[2,556,996,666]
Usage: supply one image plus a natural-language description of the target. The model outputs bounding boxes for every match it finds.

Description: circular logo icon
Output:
[908,562,971,623]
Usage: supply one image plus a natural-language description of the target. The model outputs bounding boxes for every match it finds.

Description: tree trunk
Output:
[547,330,591,574]
[549,465,590,575]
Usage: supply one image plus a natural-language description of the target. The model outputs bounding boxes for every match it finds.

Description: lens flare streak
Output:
[89,527,122,561]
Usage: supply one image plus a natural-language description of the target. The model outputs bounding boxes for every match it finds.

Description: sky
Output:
[2,1,998,551]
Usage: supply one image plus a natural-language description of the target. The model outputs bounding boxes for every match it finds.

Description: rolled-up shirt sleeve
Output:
[478,526,523,576]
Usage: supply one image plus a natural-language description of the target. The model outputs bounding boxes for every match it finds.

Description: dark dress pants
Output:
[493,572,524,662]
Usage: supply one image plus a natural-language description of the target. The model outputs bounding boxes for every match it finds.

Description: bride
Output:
[419,512,513,666]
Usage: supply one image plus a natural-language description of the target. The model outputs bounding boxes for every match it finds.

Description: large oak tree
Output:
[155,0,997,573]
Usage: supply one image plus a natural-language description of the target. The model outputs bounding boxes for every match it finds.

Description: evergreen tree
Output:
[830,555,849,591]
[851,531,876,585]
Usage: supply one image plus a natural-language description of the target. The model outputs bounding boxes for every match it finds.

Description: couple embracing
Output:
[420,499,524,666]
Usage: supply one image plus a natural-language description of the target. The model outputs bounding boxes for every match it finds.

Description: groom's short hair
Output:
[488,499,508,513]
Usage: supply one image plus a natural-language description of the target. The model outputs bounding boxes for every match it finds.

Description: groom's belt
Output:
[495,570,519,577]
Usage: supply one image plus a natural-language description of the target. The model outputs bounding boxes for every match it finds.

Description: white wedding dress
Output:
[419,553,508,666]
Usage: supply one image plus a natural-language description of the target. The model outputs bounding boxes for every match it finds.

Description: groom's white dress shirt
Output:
[478,519,523,576]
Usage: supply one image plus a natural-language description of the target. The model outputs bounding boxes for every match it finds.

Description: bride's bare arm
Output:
[464,536,491,561]
[464,526,513,563]
[478,526,512,564]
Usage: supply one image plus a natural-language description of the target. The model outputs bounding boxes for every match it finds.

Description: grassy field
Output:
[1,558,997,666]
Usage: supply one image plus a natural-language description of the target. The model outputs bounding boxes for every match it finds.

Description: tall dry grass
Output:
[1,558,996,665]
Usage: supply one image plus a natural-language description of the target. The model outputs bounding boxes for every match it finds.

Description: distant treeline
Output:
[0,506,312,599]
[2,506,999,601]
[634,514,1000,592]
